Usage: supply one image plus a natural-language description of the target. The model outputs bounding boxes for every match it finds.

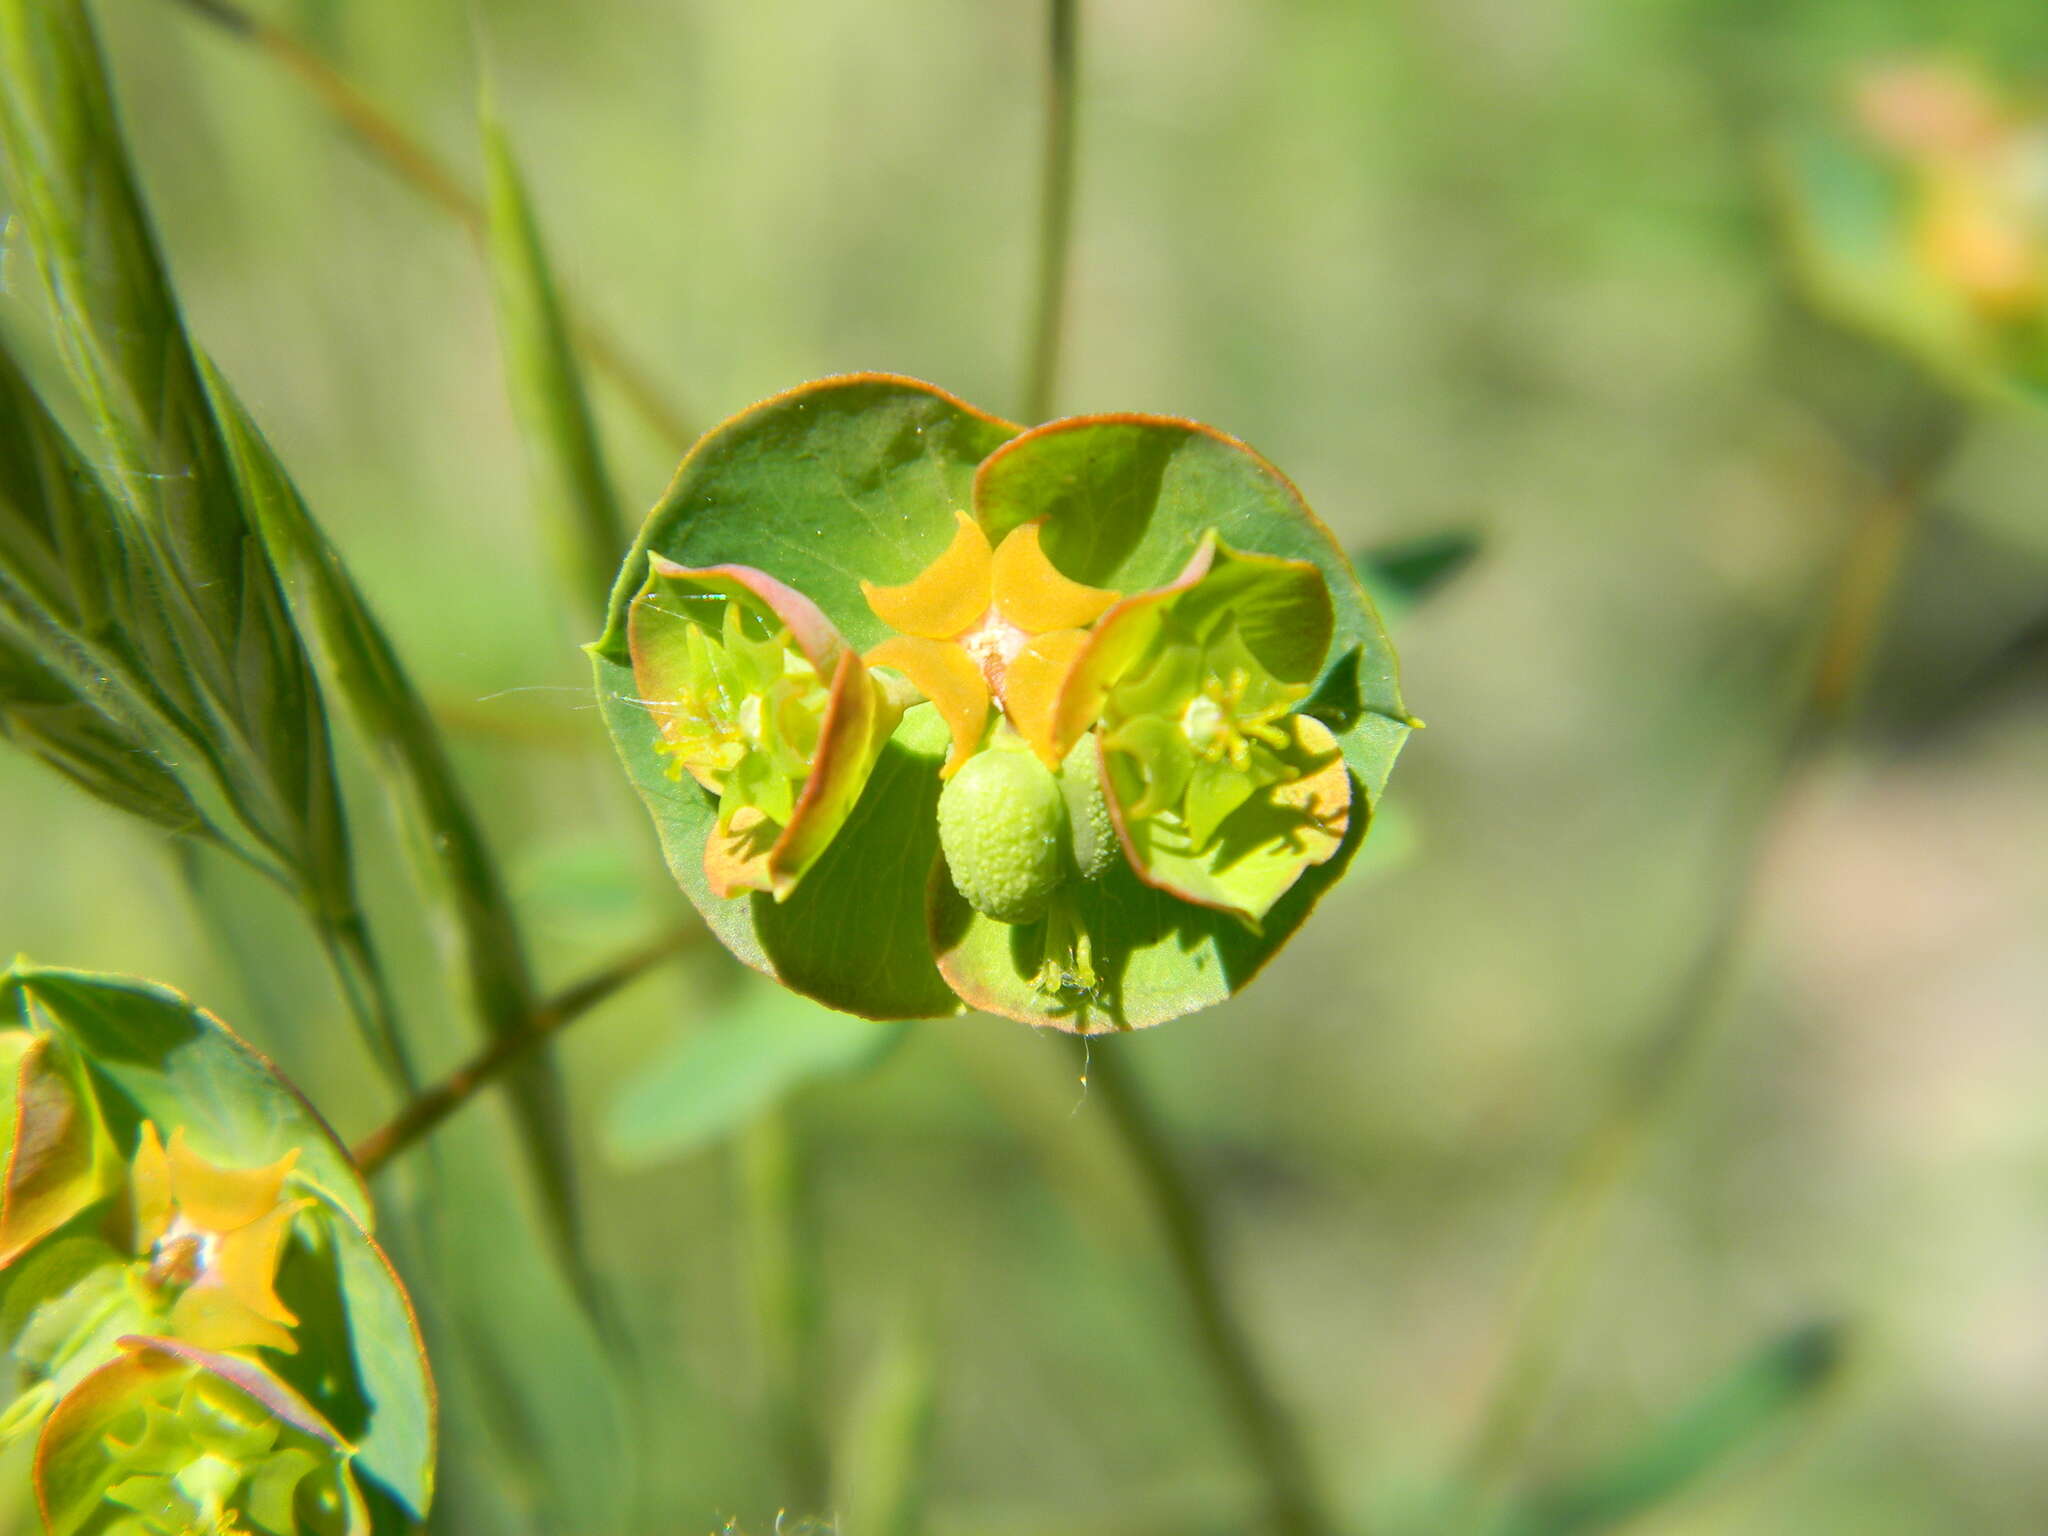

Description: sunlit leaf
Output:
[0,1031,113,1267]
[275,1201,436,1517]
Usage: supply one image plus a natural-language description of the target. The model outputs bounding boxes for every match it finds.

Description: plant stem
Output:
[156,0,696,453]
[1446,435,1948,1527]
[1020,0,1080,425]
[312,906,419,1091]
[1086,1045,1337,1536]
[738,1105,831,1513]
[351,923,697,1175]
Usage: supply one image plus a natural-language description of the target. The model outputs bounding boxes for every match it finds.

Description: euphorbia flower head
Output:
[1853,61,2048,316]
[1051,534,1352,925]
[629,559,902,900]
[594,376,1414,1029]
[861,510,1118,774]
[131,1125,309,1356]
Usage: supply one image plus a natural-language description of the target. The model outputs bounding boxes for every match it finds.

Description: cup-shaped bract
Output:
[35,1340,369,1536]
[1053,535,1351,926]
[629,558,901,900]
[1780,58,2048,400]
[0,966,435,1525]
[593,375,1413,1029]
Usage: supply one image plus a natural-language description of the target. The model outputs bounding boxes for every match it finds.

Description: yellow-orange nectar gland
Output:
[861,512,1119,776]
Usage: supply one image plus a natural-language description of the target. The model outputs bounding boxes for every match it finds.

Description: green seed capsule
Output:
[938,745,1068,924]
[1059,734,1118,882]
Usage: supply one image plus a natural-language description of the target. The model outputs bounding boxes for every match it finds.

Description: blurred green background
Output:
[5,0,2048,1531]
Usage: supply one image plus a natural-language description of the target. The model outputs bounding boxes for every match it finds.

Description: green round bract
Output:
[593,375,1413,1029]
[938,746,1068,925]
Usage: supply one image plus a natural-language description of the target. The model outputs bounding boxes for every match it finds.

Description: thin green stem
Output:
[1087,1045,1337,1536]
[1445,434,1950,1528]
[738,1105,831,1513]
[1021,0,1080,424]
[351,923,697,1175]
[156,0,695,453]
[311,906,419,1091]
[173,841,416,1091]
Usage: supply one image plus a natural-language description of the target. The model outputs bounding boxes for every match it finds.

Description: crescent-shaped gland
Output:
[989,523,1119,633]
[1269,713,1352,864]
[866,635,989,777]
[860,511,993,640]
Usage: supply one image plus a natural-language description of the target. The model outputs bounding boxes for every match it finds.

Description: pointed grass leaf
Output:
[835,1324,938,1536]
[197,356,606,1339]
[480,101,624,623]
[1355,528,1483,615]
[0,339,239,852]
[0,0,343,888]
[0,0,411,1084]
[1494,1322,1848,1536]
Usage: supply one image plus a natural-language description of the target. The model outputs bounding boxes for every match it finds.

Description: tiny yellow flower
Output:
[130,1125,310,1357]
[862,512,1119,774]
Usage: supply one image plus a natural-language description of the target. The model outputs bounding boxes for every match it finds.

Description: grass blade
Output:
[0,341,223,846]
[480,94,625,626]
[836,1322,938,1536]
[1493,1322,1848,1536]
[198,356,608,1338]
[1355,529,1482,615]
[0,0,410,1084]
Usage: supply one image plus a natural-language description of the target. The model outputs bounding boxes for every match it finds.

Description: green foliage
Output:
[834,1324,937,1536]
[0,964,433,1530]
[1776,58,2048,401]
[0,0,406,1081]
[596,377,1411,1028]
[2,0,602,1342]
[1356,529,1483,616]
[479,95,624,624]
[198,357,601,1342]
[1492,1322,1848,1536]
[606,981,903,1168]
